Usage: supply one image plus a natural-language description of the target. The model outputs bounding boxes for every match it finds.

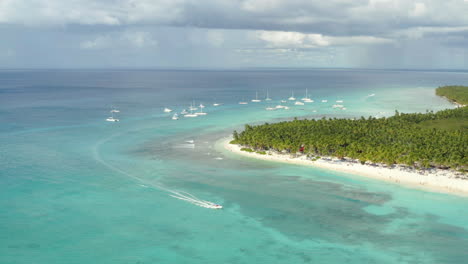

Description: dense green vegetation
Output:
[232,107,468,171]
[436,86,468,105]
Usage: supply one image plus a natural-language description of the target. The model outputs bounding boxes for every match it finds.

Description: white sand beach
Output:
[221,137,468,196]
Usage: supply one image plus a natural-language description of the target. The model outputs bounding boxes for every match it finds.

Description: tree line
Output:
[232,107,467,171]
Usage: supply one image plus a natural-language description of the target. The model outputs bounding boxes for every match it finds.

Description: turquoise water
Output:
[1,69,468,263]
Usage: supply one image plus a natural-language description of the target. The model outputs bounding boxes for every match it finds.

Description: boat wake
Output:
[92,133,222,209]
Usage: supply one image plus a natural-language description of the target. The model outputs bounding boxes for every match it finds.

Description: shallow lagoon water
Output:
[1,69,468,263]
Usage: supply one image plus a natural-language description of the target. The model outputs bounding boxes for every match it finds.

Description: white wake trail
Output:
[92,133,222,209]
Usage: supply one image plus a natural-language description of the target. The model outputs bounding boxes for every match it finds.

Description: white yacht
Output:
[184,109,198,118]
[321,100,328,103]
[164,108,173,113]
[213,103,221,106]
[294,101,305,106]
[288,91,296,101]
[251,92,261,102]
[172,113,179,120]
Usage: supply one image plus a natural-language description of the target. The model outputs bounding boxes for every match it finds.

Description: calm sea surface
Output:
[1,69,468,263]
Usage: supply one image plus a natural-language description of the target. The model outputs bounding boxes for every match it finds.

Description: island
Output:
[225,86,468,195]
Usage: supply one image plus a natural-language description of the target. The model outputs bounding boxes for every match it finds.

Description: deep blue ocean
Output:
[1,69,468,263]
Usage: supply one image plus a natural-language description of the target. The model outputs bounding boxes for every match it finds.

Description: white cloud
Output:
[80,36,110,49]
[257,30,392,48]
[80,31,157,50]
[409,2,427,17]
[122,31,158,48]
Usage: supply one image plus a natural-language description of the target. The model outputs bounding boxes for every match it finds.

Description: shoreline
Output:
[220,137,468,197]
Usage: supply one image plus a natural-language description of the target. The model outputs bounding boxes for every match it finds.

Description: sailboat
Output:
[188,101,198,111]
[265,89,272,101]
[195,107,207,116]
[184,109,198,118]
[164,108,173,113]
[288,91,296,100]
[199,103,205,109]
[301,89,314,102]
[106,109,119,122]
[181,109,189,115]
[251,91,261,102]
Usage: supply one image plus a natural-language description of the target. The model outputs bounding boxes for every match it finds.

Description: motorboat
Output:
[172,113,179,120]
[164,108,173,113]
[239,101,248,105]
[106,117,119,122]
[294,101,304,105]
[321,100,328,103]
[336,100,344,103]
[184,109,198,117]
[213,103,221,106]
[265,106,276,111]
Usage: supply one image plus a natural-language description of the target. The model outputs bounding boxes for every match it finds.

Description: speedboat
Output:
[106,117,119,122]
[213,103,221,106]
[164,108,173,113]
[210,204,223,209]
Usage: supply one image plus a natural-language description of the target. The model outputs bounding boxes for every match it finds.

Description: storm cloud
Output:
[1,0,467,68]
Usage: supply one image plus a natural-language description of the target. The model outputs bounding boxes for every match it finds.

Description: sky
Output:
[1,0,468,69]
